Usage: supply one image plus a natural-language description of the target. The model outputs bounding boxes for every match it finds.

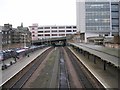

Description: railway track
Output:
[64,47,94,88]
[2,46,105,89]
[59,47,70,89]
[64,47,105,89]
[2,47,53,89]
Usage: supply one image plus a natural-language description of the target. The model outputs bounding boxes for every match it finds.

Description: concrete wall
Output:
[76,1,85,33]
[85,33,100,42]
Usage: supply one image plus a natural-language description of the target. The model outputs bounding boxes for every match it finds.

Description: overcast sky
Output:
[0,0,76,27]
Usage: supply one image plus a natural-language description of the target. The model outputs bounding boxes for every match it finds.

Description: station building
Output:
[76,0,120,43]
[29,24,77,41]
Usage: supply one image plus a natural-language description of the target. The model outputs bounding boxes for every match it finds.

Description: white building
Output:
[29,24,77,41]
[76,0,120,42]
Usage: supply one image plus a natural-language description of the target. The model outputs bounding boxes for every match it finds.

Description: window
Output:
[45,31,50,33]
[52,34,57,36]
[112,12,119,18]
[112,34,114,36]
[44,27,50,29]
[52,30,57,32]
[38,34,43,36]
[32,31,35,33]
[86,26,110,31]
[32,28,34,30]
[58,26,65,29]
[66,26,72,29]
[66,30,72,32]
[73,30,76,32]
[38,27,43,29]
[112,25,119,27]
[111,5,119,11]
[105,34,108,36]
[59,30,65,32]
[45,34,50,36]
[51,27,57,29]
[112,26,118,31]
[59,34,65,36]
[85,2,110,12]
[73,26,76,28]
[112,19,119,25]
[38,31,43,33]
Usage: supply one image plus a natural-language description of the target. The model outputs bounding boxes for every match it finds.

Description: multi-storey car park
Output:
[29,24,77,41]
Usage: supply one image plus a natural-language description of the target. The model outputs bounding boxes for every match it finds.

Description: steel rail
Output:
[64,47,96,89]
[59,47,70,90]
[9,47,53,89]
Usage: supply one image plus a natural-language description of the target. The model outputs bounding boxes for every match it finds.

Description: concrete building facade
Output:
[1,23,32,49]
[76,0,120,43]
[2,24,12,46]
[29,24,77,41]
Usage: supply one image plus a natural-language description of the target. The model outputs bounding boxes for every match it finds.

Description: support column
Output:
[80,49,82,54]
[81,49,83,54]
[83,51,85,56]
[78,48,80,52]
[103,60,107,70]
[76,48,78,51]
[88,52,90,59]
[79,49,81,53]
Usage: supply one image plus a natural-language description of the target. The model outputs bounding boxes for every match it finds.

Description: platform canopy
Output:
[69,43,120,67]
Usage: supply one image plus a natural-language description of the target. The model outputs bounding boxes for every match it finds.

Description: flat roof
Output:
[69,43,120,67]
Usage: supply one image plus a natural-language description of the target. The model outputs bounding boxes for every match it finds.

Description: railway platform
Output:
[69,44,119,89]
[69,42,119,67]
[0,47,50,87]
